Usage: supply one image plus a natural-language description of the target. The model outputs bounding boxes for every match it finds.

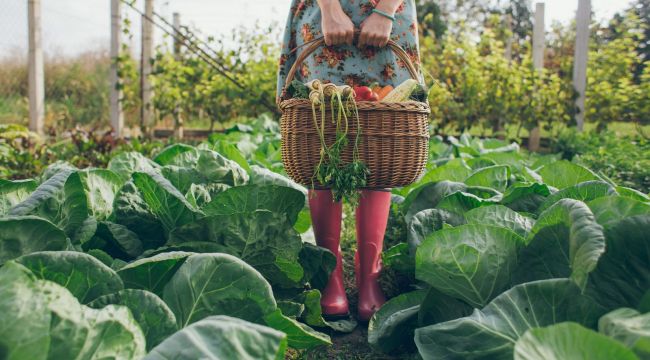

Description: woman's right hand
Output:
[318,0,355,46]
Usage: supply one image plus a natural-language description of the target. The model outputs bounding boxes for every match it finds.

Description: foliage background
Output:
[0,0,648,137]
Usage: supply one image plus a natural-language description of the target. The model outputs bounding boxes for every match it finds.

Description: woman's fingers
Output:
[325,31,340,46]
[368,32,386,47]
[357,19,367,47]
[336,31,346,45]
[325,29,354,46]
[327,30,387,47]
[331,32,340,45]
[365,33,375,47]
[379,34,390,47]
[373,28,391,47]
[324,33,333,46]
[358,30,390,47]
[358,29,368,47]
[371,33,382,47]
[345,29,354,45]
[325,13,393,48]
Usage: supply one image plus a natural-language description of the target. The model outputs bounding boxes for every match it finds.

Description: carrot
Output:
[376,85,394,101]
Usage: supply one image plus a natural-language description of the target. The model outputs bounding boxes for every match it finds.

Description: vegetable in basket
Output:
[353,86,379,102]
[285,77,428,203]
[286,80,310,99]
[306,79,369,204]
[380,79,429,103]
[374,85,394,101]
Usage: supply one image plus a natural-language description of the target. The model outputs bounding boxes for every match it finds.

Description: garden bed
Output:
[0,119,648,359]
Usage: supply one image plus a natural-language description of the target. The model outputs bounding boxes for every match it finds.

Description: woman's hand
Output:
[358,13,393,47]
[318,0,355,46]
[358,0,403,47]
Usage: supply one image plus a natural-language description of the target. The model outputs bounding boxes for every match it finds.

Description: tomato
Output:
[354,86,372,101]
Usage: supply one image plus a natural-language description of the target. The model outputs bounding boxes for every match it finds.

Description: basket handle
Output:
[280,32,420,100]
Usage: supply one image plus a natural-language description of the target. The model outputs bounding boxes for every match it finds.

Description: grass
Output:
[0,50,117,129]
[0,96,28,125]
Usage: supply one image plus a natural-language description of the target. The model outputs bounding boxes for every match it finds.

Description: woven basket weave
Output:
[279,38,430,189]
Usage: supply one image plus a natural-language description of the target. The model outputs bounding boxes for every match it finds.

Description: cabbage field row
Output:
[0,117,649,359]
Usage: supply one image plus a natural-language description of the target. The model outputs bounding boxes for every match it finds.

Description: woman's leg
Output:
[308,189,349,316]
[355,189,391,321]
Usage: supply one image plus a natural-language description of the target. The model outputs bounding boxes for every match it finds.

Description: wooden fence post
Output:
[173,12,183,139]
[528,2,544,151]
[504,14,513,63]
[110,0,124,138]
[532,3,545,70]
[573,0,591,132]
[141,0,155,135]
[28,0,44,135]
[173,12,181,55]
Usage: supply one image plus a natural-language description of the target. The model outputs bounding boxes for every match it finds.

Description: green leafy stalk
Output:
[310,87,368,205]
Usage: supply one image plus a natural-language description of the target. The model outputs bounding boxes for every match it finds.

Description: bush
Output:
[421,10,649,136]
[586,13,649,130]
[421,24,574,135]
[0,124,166,180]
[551,128,650,192]
[142,23,280,131]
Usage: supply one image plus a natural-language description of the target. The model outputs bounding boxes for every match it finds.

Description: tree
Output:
[504,0,532,45]
[601,0,649,80]
[416,0,447,39]
[586,13,646,130]
[633,0,650,77]
[436,0,497,37]
[432,0,531,59]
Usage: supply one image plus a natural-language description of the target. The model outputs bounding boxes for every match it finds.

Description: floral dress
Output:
[276,0,421,100]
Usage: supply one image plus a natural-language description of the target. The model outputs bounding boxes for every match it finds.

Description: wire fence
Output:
[0,0,116,131]
[5,1,637,141]
[0,0,284,137]
[0,1,171,134]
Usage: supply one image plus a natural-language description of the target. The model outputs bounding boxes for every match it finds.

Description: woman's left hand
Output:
[358,12,393,48]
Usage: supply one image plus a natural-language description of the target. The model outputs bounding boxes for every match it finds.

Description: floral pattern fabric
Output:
[276,0,421,100]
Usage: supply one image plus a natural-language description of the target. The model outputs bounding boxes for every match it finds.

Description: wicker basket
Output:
[279,38,430,189]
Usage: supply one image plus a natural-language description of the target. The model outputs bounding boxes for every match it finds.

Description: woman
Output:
[277,0,421,321]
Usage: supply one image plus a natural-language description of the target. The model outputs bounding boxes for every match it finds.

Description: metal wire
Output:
[119,0,278,114]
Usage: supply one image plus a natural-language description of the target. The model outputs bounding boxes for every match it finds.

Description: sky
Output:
[0,0,635,58]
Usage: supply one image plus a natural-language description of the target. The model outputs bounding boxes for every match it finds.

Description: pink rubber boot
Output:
[355,190,391,321]
[308,189,349,317]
